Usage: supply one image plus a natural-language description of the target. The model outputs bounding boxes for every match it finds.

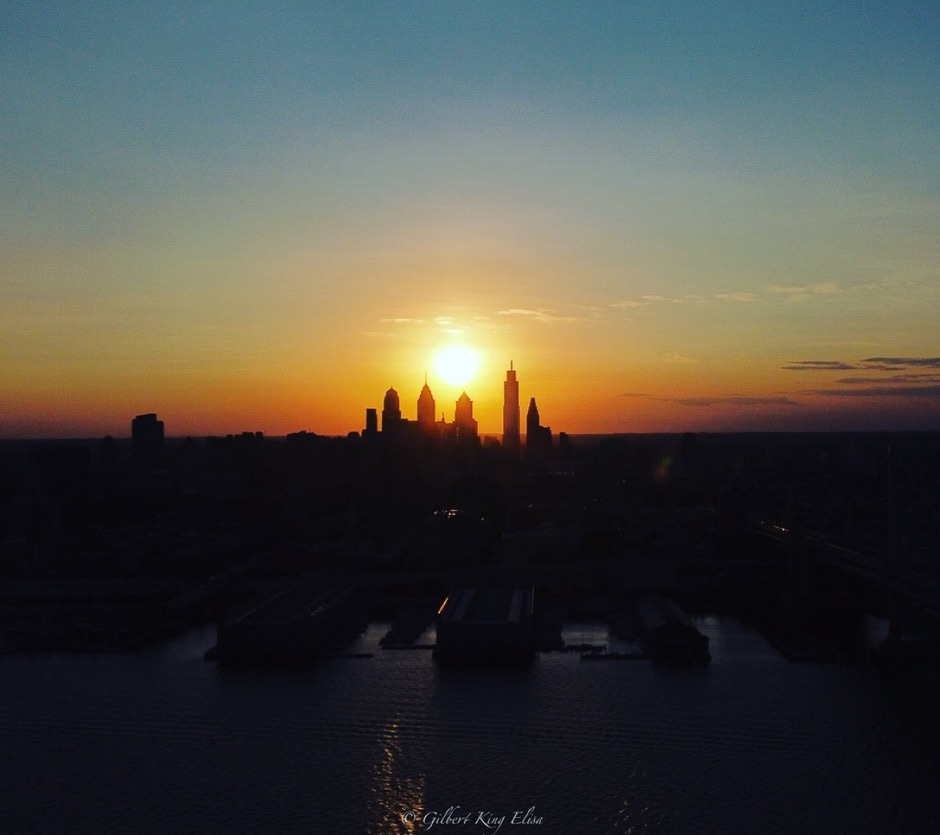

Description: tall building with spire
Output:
[503,361,520,448]
[417,374,436,430]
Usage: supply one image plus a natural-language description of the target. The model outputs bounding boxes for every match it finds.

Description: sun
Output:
[434,345,480,387]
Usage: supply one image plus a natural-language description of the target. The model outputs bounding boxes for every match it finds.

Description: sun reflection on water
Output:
[367,719,425,835]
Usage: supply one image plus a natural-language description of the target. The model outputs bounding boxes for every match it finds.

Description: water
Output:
[1,618,938,834]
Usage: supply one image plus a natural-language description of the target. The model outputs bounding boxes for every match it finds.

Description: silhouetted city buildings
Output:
[454,391,478,441]
[381,388,402,436]
[131,413,164,469]
[363,363,554,460]
[366,376,489,452]
[417,375,436,431]
[503,362,520,450]
[364,408,378,437]
[6,359,940,671]
[525,397,552,462]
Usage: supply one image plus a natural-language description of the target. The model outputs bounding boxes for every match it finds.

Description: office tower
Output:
[454,391,478,439]
[382,387,401,433]
[525,397,540,439]
[417,374,436,430]
[364,408,378,436]
[503,362,520,448]
[131,413,164,469]
[526,398,552,461]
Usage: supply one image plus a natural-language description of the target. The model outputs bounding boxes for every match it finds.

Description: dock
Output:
[434,586,536,665]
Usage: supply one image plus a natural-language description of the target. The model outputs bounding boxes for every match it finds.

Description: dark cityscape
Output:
[5,3,940,832]
[3,362,940,830]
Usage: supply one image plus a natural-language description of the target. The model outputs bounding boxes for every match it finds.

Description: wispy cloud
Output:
[861,357,940,370]
[611,294,708,310]
[835,374,940,385]
[611,300,644,309]
[496,308,582,324]
[787,356,940,399]
[375,313,500,336]
[783,360,859,371]
[664,396,801,408]
[768,283,842,301]
[805,386,940,398]
[715,292,758,303]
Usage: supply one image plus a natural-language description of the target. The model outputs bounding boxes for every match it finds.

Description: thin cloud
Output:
[768,283,842,300]
[861,357,940,370]
[645,294,702,304]
[611,294,706,310]
[783,360,859,371]
[784,357,940,373]
[663,396,800,408]
[788,356,940,398]
[379,317,425,325]
[495,308,582,324]
[716,292,758,303]
[835,374,940,385]
[805,386,940,398]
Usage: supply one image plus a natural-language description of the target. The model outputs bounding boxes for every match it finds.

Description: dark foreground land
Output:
[1,431,938,665]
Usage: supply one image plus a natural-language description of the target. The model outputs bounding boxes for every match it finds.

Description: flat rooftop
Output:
[444,587,533,625]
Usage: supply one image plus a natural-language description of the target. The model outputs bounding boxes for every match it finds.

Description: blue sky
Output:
[3,1,939,435]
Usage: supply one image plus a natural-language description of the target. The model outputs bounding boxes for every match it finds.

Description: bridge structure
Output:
[753,519,940,660]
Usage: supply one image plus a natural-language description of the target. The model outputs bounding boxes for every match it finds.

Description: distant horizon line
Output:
[3,428,938,445]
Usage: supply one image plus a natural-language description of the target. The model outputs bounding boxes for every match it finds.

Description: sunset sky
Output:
[3,2,939,438]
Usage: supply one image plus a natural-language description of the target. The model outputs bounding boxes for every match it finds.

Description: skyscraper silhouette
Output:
[525,397,552,461]
[503,362,520,448]
[382,387,401,434]
[131,413,164,469]
[454,391,478,440]
[526,397,540,440]
[417,374,436,430]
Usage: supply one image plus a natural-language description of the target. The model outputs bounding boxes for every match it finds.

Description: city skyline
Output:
[3,3,939,438]
[365,361,539,445]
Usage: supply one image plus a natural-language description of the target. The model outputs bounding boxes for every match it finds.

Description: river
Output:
[1,616,937,834]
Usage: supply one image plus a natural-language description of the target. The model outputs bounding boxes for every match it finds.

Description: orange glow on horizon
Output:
[3,322,938,438]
